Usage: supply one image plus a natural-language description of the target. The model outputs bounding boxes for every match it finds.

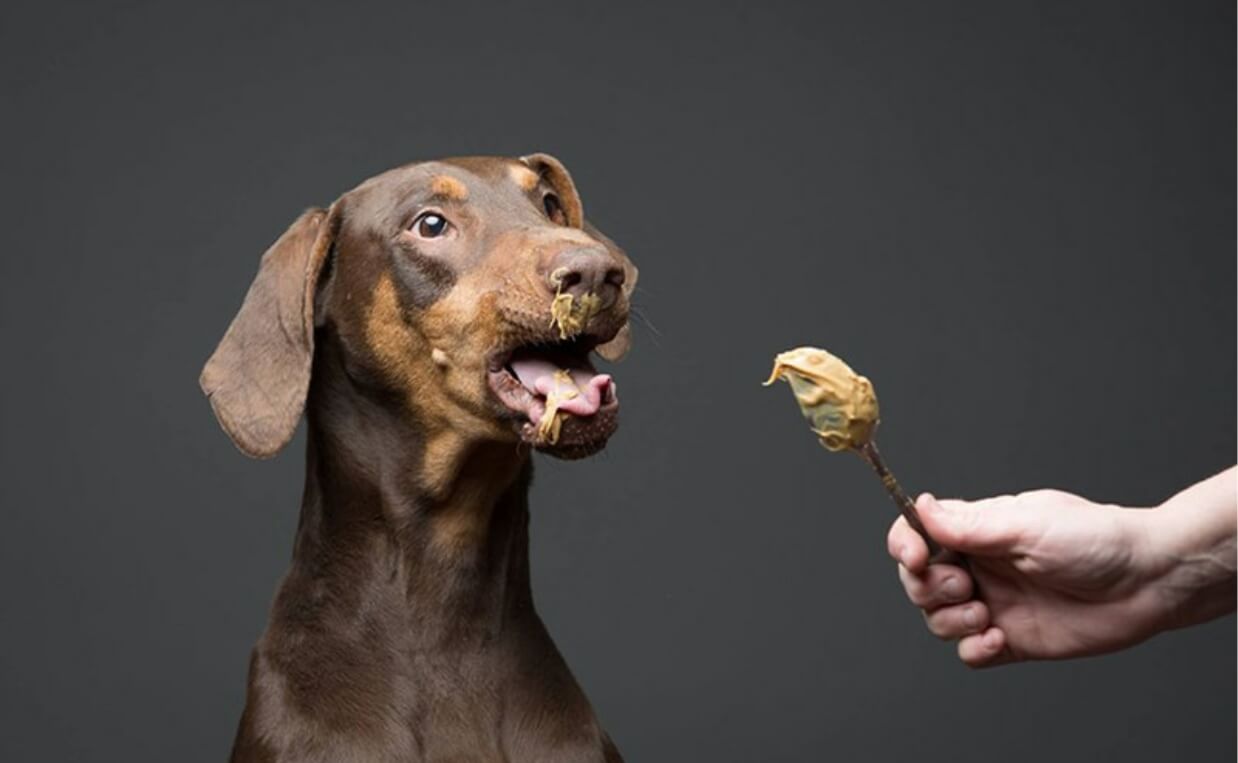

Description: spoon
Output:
[764,346,950,560]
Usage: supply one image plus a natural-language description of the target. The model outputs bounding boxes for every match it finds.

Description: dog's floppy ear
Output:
[200,205,340,458]
[521,152,585,228]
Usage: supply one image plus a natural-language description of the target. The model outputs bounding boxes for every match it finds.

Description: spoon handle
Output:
[856,441,959,565]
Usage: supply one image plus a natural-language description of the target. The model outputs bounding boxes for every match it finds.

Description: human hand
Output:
[887,471,1237,667]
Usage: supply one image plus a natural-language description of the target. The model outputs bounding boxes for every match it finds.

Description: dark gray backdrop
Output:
[2,1,1234,761]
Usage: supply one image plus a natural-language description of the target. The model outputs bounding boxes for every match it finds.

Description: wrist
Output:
[1134,495,1237,632]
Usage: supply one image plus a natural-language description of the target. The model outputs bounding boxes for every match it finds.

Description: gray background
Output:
[1,1,1234,760]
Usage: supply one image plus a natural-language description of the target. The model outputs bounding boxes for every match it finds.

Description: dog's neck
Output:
[284,340,536,649]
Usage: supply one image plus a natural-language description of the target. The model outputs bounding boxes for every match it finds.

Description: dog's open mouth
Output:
[488,335,620,458]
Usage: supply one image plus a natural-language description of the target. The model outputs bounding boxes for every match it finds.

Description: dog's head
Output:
[201,154,637,461]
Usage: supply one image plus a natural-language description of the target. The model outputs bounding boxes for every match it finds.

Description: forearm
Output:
[1141,467,1237,631]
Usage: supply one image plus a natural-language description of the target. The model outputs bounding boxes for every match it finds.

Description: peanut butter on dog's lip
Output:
[548,267,602,340]
[763,346,879,452]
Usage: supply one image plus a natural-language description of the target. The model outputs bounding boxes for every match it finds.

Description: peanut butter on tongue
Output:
[536,370,578,445]
[763,346,879,452]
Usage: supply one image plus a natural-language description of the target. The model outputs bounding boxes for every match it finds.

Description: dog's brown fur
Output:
[202,154,636,762]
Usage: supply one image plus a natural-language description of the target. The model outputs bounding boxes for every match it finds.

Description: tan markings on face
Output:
[364,275,422,386]
[365,273,514,499]
[364,274,452,425]
[416,290,522,512]
[429,174,470,201]
[509,164,540,191]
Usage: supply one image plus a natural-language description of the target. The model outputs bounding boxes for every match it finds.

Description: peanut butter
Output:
[763,346,879,451]
[548,267,602,340]
[536,369,578,445]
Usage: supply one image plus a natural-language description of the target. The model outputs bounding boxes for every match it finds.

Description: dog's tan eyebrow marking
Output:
[509,164,540,191]
[429,175,469,201]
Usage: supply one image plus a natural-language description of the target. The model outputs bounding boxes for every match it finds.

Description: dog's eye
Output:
[543,194,566,225]
[413,212,450,239]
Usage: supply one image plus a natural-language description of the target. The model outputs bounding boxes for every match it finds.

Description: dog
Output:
[201,154,637,762]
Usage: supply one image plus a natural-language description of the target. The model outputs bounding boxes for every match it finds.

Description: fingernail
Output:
[942,576,962,599]
[983,630,1001,651]
[963,606,978,628]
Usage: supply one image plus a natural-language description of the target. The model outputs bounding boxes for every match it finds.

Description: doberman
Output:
[201,154,637,762]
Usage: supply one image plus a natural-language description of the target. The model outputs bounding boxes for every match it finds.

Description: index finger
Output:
[887,514,930,574]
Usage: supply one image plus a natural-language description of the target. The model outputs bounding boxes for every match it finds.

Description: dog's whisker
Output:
[631,305,662,337]
[630,307,665,349]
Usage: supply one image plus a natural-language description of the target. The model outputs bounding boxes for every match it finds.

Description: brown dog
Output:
[201,154,636,762]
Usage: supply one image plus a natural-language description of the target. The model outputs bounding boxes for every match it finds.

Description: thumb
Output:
[916,493,1027,556]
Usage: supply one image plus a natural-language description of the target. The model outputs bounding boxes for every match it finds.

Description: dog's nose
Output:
[547,247,625,302]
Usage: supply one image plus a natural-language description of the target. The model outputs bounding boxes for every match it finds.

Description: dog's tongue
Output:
[510,356,610,417]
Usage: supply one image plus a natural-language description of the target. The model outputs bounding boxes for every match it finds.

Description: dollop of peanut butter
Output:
[763,347,879,451]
